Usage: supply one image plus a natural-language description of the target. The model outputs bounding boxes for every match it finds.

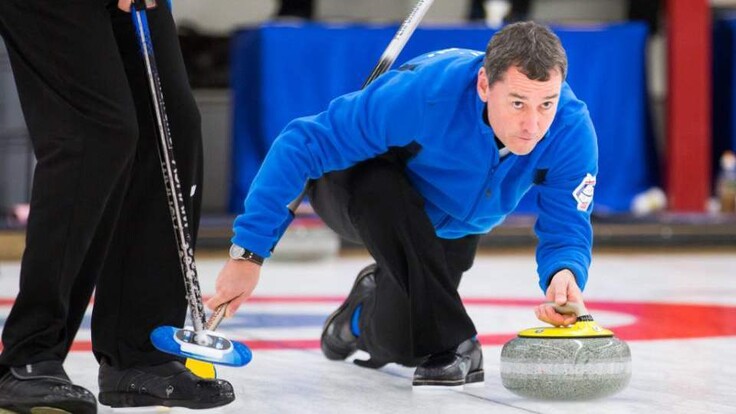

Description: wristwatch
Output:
[229,244,264,265]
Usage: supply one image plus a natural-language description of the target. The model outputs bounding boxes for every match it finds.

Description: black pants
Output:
[309,157,479,365]
[0,0,202,369]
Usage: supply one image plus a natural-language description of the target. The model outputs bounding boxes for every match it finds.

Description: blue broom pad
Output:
[151,326,252,367]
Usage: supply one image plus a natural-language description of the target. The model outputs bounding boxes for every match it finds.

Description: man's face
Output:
[477,65,562,156]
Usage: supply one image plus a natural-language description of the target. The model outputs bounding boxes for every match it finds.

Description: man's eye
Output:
[541,102,553,109]
[512,101,524,109]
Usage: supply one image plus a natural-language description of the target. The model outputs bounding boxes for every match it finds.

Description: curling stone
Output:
[500,302,631,400]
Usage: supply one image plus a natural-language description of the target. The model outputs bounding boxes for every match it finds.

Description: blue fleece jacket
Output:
[232,48,598,292]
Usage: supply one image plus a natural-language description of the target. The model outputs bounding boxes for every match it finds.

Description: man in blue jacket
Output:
[208,21,598,388]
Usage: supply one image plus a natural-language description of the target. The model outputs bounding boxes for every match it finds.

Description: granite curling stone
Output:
[500,302,631,400]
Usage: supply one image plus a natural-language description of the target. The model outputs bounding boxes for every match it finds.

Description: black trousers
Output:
[0,0,202,369]
[309,156,479,365]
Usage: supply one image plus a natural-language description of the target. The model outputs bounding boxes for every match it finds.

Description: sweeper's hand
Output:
[535,269,583,326]
[206,259,261,318]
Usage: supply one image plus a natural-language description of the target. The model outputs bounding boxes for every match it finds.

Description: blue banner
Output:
[230,22,656,214]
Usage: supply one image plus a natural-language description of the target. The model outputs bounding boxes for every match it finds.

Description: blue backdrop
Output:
[713,16,736,171]
[229,22,657,214]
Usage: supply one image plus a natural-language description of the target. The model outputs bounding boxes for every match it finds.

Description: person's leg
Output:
[0,0,138,369]
[346,159,479,362]
[313,156,479,365]
[91,0,203,369]
[91,3,234,409]
[354,235,480,365]
[307,169,361,244]
[0,0,139,412]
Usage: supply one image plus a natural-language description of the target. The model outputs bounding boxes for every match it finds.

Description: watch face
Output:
[229,244,246,259]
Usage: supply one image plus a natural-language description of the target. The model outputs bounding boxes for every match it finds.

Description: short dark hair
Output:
[483,21,568,85]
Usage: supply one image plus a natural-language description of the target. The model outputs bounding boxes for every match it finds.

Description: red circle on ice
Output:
[1,297,735,351]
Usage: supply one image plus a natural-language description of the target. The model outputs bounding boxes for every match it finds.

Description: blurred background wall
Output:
[169,0,656,214]
[2,0,736,250]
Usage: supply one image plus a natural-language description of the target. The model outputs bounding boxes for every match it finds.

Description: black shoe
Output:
[412,338,484,388]
[98,360,234,409]
[321,264,377,361]
[0,361,97,414]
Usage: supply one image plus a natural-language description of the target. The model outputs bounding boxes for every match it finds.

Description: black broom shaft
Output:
[131,2,207,332]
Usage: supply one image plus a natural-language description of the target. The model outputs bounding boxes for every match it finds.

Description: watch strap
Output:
[235,248,264,266]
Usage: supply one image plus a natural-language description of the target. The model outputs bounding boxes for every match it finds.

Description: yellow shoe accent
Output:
[185,358,217,379]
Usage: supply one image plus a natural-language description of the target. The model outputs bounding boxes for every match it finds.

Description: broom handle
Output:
[130,0,207,333]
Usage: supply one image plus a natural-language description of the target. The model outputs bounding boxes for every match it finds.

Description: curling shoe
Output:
[98,360,234,409]
[321,264,377,361]
[412,338,484,388]
[0,360,97,414]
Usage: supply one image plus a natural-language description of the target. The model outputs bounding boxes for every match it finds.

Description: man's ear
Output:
[477,67,489,103]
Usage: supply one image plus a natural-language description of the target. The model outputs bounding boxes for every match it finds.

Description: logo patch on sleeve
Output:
[572,173,596,211]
